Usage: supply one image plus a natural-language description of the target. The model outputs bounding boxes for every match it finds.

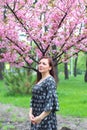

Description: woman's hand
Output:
[32,111,51,124]
[32,116,42,124]
[29,111,51,124]
[29,113,35,124]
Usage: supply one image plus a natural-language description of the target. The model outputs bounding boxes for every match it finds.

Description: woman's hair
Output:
[36,56,56,82]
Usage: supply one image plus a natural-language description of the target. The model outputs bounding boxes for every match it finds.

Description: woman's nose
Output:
[39,63,43,67]
[39,64,42,67]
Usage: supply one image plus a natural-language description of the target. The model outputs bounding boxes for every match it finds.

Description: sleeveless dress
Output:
[30,76,59,130]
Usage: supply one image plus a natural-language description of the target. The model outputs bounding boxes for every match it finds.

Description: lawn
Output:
[58,74,87,117]
[0,74,87,118]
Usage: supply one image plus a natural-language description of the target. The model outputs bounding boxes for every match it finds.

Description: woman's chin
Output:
[39,71,43,73]
[38,70,43,73]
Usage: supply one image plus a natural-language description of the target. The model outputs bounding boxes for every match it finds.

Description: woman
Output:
[29,56,59,130]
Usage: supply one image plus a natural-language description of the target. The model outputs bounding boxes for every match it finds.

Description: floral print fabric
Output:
[30,76,59,130]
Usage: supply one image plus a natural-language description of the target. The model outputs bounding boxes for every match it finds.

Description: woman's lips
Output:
[39,67,43,70]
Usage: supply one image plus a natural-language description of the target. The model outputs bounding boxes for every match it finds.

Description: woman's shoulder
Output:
[47,75,55,82]
[45,76,56,90]
[46,75,56,85]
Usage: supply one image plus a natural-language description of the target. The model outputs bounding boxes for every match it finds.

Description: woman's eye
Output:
[43,62,46,65]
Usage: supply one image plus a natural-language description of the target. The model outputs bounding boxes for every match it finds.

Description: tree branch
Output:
[54,36,87,66]
[58,12,67,28]
[23,66,38,72]
[6,3,43,54]
[6,36,39,63]
[53,23,78,61]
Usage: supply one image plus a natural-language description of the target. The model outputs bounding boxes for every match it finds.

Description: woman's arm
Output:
[29,108,32,115]
[29,108,35,124]
[39,111,51,120]
[32,111,51,124]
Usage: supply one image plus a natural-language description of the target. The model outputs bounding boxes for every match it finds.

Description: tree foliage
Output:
[0,0,87,72]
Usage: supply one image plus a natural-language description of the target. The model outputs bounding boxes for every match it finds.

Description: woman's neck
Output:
[41,72,51,79]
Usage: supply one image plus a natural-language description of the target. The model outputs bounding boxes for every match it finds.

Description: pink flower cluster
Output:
[0,0,87,68]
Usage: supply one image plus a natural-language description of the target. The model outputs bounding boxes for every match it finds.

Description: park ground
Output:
[0,75,87,130]
[0,103,87,130]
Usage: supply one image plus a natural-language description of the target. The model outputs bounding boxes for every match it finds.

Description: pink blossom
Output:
[0,0,87,69]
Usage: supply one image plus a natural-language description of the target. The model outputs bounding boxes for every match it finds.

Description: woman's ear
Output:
[49,66,52,71]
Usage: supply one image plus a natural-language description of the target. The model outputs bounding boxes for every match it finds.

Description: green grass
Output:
[0,74,87,117]
[57,74,87,117]
[2,125,15,130]
[0,81,31,108]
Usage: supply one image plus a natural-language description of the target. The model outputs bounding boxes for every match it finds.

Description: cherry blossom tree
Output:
[0,0,87,73]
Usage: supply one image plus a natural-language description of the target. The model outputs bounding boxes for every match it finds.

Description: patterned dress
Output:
[30,76,59,130]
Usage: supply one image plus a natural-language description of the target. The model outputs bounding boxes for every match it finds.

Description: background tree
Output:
[64,51,69,79]
[0,62,4,80]
[0,5,7,80]
[84,4,87,82]
[0,0,87,78]
[73,53,78,77]
[84,52,87,82]
[73,23,83,77]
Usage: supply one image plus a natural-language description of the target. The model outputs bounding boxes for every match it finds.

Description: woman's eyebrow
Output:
[43,62,47,65]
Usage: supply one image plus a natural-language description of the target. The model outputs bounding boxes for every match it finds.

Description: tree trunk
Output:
[74,53,78,77]
[55,65,59,83]
[0,62,4,80]
[84,56,87,82]
[64,62,69,79]
[52,45,59,83]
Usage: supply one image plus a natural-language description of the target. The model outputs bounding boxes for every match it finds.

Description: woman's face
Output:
[38,58,51,74]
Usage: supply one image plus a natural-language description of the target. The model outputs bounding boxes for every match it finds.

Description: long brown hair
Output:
[36,56,56,82]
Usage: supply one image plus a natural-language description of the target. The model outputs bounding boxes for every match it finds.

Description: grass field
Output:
[0,74,87,118]
[58,74,87,117]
